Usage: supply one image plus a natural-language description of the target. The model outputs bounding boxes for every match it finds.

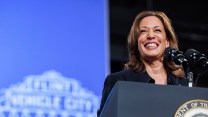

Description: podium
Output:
[100,81,208,117]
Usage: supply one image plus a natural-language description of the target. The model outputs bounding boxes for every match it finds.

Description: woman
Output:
[97,10,188,116]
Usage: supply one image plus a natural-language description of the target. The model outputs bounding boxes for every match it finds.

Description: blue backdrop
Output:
[0,0,108,95]
[0,1,108,116]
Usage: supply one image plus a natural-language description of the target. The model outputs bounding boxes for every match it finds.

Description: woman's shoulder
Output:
[169,73,189,86]
[105,69,148,83]
[105,69,132,82]
[107,69,132,77]
[178,77,189,86]
[106,70,135,82]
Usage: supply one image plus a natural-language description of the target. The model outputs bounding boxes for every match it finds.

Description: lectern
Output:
[100,81,208,117]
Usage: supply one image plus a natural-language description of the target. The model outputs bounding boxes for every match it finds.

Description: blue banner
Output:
[0,0,108,116]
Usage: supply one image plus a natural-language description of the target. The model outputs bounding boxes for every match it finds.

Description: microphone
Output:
[184,49,208,70]
[164,47,187,65]
[164,47,196,87]
[165,47,194,87]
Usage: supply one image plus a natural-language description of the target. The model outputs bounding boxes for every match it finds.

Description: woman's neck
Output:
[142,60,168,85]
[145,61,164,73]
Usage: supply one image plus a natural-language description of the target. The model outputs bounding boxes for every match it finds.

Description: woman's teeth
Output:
[146,43,157,48]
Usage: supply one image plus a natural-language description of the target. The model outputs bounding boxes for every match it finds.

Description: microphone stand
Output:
[187,71,193,87]
[181,60,193,87]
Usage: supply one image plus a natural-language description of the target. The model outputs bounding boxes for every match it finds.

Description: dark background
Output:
[109,0,208,87]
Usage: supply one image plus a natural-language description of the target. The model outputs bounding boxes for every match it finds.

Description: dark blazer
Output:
[97,69,188,116]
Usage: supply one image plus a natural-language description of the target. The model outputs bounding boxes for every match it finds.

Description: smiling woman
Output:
[97,10,189,117]
[138,16,169,62]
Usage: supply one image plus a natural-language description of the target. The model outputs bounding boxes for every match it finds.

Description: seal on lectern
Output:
[174,99,208,117]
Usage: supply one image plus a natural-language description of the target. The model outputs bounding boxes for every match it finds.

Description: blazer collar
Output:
[132,70,177,85]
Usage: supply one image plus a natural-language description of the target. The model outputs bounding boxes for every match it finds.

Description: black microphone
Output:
[184,49,208,70]
[165,47,193,87]
[164,47,187,65]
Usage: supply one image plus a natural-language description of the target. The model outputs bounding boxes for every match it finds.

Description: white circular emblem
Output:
[174,100,208,117]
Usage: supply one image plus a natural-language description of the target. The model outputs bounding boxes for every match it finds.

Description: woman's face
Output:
[138,16,169,61]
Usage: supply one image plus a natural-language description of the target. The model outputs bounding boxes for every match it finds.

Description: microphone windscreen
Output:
[184,49,200,63]
[164,46,175,60]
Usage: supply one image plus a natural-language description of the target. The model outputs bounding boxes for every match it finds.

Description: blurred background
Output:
[0,1,108,116]
[109,0,208,87]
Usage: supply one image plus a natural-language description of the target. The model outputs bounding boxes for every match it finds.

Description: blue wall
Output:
[0,0,108,95]
[0,1,108,116]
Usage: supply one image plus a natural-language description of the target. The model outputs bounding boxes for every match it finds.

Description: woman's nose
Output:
[147,31,155,39]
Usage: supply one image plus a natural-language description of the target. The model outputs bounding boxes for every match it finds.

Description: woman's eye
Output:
[155,29,161,32]
[140,29,147,33]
